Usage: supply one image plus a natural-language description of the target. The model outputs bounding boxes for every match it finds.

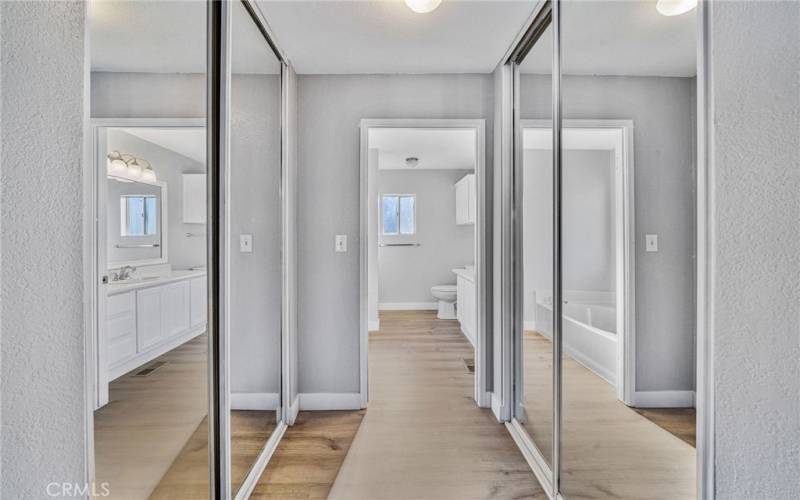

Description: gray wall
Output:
[106,130,206,269]
[298,74,493,394]
[377,169,474,304]
[520,74,696,392]
[92,72,205,118]
[711,1,800,497]
[1,1,87,497]
[523,149,615,321]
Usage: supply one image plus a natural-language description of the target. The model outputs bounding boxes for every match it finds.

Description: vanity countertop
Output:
[106,269,207,296]
[452,267,475,282]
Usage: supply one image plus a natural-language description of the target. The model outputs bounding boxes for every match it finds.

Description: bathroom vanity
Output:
[453,266,476,346]
[105,270,207,383]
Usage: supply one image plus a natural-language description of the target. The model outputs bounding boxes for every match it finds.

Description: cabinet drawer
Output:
[107,292,135,318]
[108,335,136,367]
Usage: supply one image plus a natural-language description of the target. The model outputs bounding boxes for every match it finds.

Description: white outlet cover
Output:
[335,234,347,253]
[240,234,253,253]
[645,234,658,252]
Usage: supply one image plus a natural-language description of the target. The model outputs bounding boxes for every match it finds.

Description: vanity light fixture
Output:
[405,156,420,168]
[656,0,697,16]
[404,0,441,14]
[106,151,157,183]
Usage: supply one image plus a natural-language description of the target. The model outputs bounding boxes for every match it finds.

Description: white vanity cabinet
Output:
[454,268,477,346]
[106,272,206,382]
[455,173,476,225]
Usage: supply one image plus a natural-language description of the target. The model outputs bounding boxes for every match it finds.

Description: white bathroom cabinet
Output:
[455,173,476,225]
[106,273,206,382]
[455,271,477,346]
[182,173,207,224]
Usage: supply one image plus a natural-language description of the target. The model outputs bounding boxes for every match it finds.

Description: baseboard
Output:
[368,319,380,331]
[298,392,362,410]
[286,395,300,425]
[524,320,537,331]
[230,392,280,411]
[379,302,437,311]
[632,390,696,408]
[491,392,505,422]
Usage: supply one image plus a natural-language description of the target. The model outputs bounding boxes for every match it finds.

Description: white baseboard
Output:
[379,302,437,311]
[286,395,300,425]
[491,393,505,422]
[231,392,280,411]
[368,319,380,331]
[299,392,362,410]
[633,390,696,408]
[524,320,537,331]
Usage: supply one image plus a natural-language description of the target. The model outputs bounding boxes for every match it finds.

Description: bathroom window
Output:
[121,195,157,236]
[382,194,416,235]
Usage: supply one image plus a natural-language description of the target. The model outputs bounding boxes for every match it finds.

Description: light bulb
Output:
[656,0,697,16]
[108,158,128,176]
[127,161,142,178]
[141,166,157,183]
[404,0,441,14]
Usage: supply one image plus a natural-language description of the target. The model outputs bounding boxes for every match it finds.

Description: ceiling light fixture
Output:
[656,0,697,16]
[405,157,420,168]
[404,0,441,14]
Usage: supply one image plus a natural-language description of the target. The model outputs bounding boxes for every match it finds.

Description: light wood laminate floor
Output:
[523,330,696,499]
[329,310,545,500]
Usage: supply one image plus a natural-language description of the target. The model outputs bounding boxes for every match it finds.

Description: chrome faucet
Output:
[112,265,137,281]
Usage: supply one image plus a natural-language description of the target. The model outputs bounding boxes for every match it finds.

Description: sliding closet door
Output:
[227,1,283,496]
[511,6,557,483]
[559,1,697,498]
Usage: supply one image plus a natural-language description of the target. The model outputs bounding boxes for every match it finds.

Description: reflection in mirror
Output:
[516,22,555,471]
[229,1,283,496]
[90,0,209,497]
[560,1,697,498]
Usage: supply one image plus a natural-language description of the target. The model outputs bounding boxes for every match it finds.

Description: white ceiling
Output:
[520,1,696,77]
[90,0,280,74]
[119,127,207,164]
[369,128,475,170]
[256,0,535,74]
[90,0,696,77]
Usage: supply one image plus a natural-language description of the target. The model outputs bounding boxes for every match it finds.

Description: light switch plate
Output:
[645,234,658,252]
[240,234,253,253]
[335,234,347,253]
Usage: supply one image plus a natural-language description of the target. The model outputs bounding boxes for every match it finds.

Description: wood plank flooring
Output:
[328,310,545,500]
[522,331,696,499]
[250,411,366,499]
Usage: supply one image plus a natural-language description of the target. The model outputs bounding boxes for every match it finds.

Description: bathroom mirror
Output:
[514,17,556,475]
[228,1,283,496]
[107,177,167,267]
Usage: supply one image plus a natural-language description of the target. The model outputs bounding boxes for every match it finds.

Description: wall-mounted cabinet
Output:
[183,173,207,224]
[455,173,476,225]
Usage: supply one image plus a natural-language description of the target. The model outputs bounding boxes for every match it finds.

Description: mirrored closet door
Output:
[225,1,285,497]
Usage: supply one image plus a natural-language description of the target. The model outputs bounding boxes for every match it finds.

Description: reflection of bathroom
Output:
[95,125,209,498]
[367,128,476,346]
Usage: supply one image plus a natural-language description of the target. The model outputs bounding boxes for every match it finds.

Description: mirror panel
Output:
[228,1,283,495]
[516,21,555,470]
[560,1,697,498]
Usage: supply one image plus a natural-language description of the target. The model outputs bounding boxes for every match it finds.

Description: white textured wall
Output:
[711,1,800,497]
[298,74,493,394]
[1,1,87,497]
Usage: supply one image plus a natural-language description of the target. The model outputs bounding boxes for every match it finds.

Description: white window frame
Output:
[381,193,416,236]
[120,194,158,237]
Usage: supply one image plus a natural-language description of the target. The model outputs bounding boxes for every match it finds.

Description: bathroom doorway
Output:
[359,119,489,407]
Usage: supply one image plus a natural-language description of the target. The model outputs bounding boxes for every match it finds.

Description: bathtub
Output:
[532,291,617,385]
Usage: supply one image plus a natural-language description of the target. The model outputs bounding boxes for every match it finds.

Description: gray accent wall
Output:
[711,1,800,497]
[297,74,493,394]
[520,73,697,392]
[1,1,87,497]
[377,169,475,304]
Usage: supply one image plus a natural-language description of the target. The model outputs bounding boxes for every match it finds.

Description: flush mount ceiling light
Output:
[405,157,420,168]
[404,0,442,14]
[656,0,697,16]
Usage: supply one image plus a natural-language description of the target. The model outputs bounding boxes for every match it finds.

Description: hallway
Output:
[329,310,544,500]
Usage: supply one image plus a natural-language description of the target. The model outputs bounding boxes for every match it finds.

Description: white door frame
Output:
[520,118,636,405]
[359,118,490,409]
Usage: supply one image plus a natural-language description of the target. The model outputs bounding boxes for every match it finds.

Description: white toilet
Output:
[431,285,457,319]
